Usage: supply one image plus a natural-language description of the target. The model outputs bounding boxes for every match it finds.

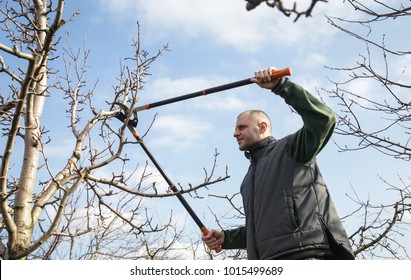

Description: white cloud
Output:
[145,76,223,100]
[95,0,139,14]
[346,77,375,101]
[44,137,74,161]
[96,0,355,54]
[150,114,213,150]
[143,75,253,113]
[299,52,328,69]
[193,94,252,112]
[391,55,411,86]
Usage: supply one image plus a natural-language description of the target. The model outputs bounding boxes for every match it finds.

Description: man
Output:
[202,67,354,260]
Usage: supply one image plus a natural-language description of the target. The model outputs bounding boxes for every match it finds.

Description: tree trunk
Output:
[12,0,48,259]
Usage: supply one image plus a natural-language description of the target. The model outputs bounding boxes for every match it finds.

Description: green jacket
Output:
[223,78,354,260]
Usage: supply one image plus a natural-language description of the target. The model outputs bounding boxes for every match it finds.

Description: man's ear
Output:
[259,122,268,134]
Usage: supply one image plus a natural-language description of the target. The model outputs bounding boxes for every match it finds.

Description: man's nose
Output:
[233,129,239,138]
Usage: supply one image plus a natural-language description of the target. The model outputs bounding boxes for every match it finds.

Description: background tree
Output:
[0,0,227,260]
[244,0,328,22]
[1,0,409,261]
[229,0,411,259]
[323,0,411,259]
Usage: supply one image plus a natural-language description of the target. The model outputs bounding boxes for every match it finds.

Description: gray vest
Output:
[241,136,354,259]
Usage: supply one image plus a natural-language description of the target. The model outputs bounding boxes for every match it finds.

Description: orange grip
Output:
[201,226,222,253]
[270,67,292,80]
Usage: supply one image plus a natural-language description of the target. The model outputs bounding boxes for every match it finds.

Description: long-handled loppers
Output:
[133,67,291,113]
[115,104,223,253]
[115,67,292,253]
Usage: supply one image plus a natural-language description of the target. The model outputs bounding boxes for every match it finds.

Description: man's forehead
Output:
[237,111,251,120]
[237,111,251,121]
[236,112,252,125]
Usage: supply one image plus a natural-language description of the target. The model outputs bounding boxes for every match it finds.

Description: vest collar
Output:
[244,136,276,162]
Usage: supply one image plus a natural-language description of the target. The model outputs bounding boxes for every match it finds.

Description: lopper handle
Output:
[270,67,292,80]
[134,67,292,112]
[201,226,222,253]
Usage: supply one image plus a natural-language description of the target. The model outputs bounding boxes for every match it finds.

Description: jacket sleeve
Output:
[272,77,336,164]
[222,227,247,249]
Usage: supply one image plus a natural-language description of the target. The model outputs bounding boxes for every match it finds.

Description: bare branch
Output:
[245,0,328,22]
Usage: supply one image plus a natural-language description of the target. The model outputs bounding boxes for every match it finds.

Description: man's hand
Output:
[202,229,225,251]
[251,67,281,90]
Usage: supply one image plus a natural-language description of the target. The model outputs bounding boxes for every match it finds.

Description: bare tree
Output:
[322,0,411,259]
[0,0,228,260]
[2,0,409,261]
[244,0,328,22]
[342,177,411,259]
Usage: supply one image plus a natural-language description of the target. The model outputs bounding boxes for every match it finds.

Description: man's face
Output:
[233,112,261,151]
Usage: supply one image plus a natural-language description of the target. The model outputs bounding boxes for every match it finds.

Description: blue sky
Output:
[61,0,410,258]
[3,0,409,258]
